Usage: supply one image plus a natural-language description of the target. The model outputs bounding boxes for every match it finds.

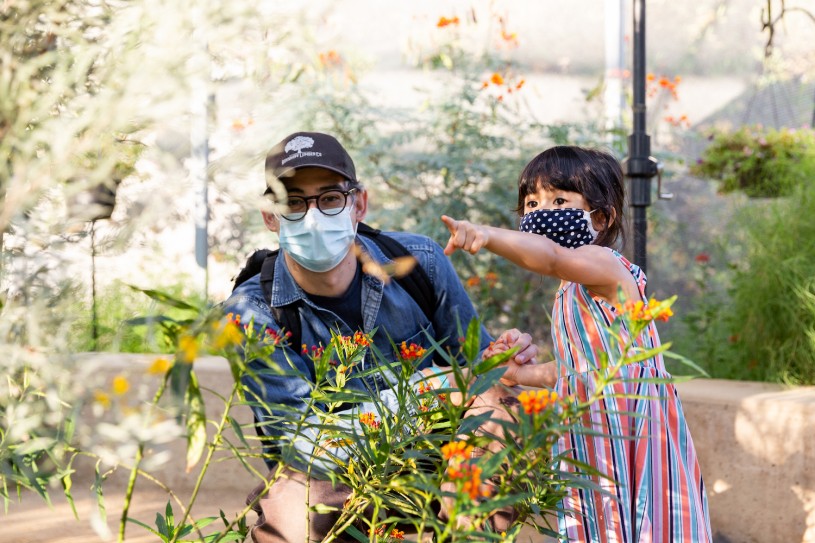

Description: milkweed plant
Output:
[3,285,691,542]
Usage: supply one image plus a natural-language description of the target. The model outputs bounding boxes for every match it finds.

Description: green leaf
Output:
[469,367,505,397]
[227,416,250,449]
[126,315,184,327]
[343,524,370,542]
[164,501,174,530]
[473,347,514,376]
[127,517,164,540]
[462,317,481,363]
[127,285,200,310]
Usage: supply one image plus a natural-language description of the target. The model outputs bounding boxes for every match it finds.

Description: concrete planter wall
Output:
[70,355,815,542]
[675,379,815,543]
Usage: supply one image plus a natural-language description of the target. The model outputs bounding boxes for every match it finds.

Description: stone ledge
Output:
[675,378,815,543]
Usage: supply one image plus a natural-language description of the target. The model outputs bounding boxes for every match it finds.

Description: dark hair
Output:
[515,145,626,249]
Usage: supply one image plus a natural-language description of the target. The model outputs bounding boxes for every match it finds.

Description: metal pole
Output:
[191,1,210,301]
[91,220,98,350]
[622,0,658,275]
[604,0,626,150]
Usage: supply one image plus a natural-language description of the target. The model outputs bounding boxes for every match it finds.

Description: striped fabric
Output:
[551,250,712,542]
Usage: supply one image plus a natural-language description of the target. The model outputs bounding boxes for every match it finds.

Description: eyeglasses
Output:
[279,188,357,221]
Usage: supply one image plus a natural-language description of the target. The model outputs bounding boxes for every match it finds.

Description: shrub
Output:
[674,179,815,385]
[690,126,815,198]
[720,180,815,384]
[3,287,683,542]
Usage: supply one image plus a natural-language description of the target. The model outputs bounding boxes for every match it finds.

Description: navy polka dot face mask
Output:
[519,208,598,249]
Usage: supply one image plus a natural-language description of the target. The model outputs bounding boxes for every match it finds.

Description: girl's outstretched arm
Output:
[441,215,636,303]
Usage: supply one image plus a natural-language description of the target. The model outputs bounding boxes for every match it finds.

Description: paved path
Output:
[3,487,557,542]
[3,487,253,543]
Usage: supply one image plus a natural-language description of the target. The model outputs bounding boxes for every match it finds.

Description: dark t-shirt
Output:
[306,263,364,334]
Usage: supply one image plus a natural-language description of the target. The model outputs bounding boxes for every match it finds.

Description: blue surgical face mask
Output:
[278,206,357,272]
[519,208,598,248]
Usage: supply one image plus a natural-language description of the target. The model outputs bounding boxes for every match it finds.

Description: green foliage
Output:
[721,181,815,384]
[673,181,815,385]
[315,16,591,347]
[691,126,815,198]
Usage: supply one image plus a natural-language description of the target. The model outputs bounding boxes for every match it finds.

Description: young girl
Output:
[441,146,712,542]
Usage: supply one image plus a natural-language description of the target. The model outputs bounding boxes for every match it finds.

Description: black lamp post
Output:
[622,0,659,276]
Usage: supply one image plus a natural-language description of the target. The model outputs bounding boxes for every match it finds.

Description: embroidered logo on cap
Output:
[282,135,322,165]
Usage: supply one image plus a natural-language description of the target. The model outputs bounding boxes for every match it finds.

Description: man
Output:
[223,131,536,542]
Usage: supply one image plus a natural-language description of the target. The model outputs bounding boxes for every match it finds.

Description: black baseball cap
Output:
[264,132,357,194]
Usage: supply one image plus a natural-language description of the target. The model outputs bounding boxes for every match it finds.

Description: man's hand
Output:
[441,215,491,256]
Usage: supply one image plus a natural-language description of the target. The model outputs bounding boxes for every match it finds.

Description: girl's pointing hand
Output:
[441,215,490,256]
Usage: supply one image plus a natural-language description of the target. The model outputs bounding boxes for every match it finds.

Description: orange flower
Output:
[436,16,460,28]
[615,298,675,324]
[442,440,473,461]
[359,412,381,429]
[518,389,557,415]
[500,30,518,44]
[646,73,656,82]
[654,306,674,322]
[515,78,525,90]
[318,50,342,67]
[352,330,371,346]
[302,344,325,358]
[490,72,505,86]
[399,342,426,361]
[446,462,488,500]
[466,276,481,287]
[484,271,499,286]
[226,313,241,325]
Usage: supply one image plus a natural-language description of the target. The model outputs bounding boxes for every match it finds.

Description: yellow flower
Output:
[178,334,199,363]
[94,391,111,409]
[212,321,243,349]
[147,357,171,375]
[112,375,130,396]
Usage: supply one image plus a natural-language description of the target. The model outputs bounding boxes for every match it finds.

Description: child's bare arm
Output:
[440,214,636,303]
[500,359,558,389]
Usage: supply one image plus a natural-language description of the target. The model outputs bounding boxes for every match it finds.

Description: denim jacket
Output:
[222,230,492,470]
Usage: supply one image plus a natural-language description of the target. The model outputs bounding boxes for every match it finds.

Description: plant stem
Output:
[118,445,143,543]
[118,374,170,542]
[170,383,240,543]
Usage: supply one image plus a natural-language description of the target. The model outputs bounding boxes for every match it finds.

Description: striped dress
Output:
[551,250,712,542]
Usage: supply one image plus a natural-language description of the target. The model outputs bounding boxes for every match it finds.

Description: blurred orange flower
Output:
[436,16,460,27]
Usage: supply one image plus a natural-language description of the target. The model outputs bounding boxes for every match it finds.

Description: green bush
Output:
[64,280,210,353]
[691,126,815,198]
[674,180,815,385]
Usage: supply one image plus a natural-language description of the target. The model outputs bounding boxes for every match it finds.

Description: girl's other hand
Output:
[441,215,490,256]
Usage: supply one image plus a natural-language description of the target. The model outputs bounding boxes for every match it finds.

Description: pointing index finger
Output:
[440,215,458,234]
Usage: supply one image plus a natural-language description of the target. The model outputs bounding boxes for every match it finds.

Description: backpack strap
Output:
[355,223,436,322]
[231,222,437,350]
